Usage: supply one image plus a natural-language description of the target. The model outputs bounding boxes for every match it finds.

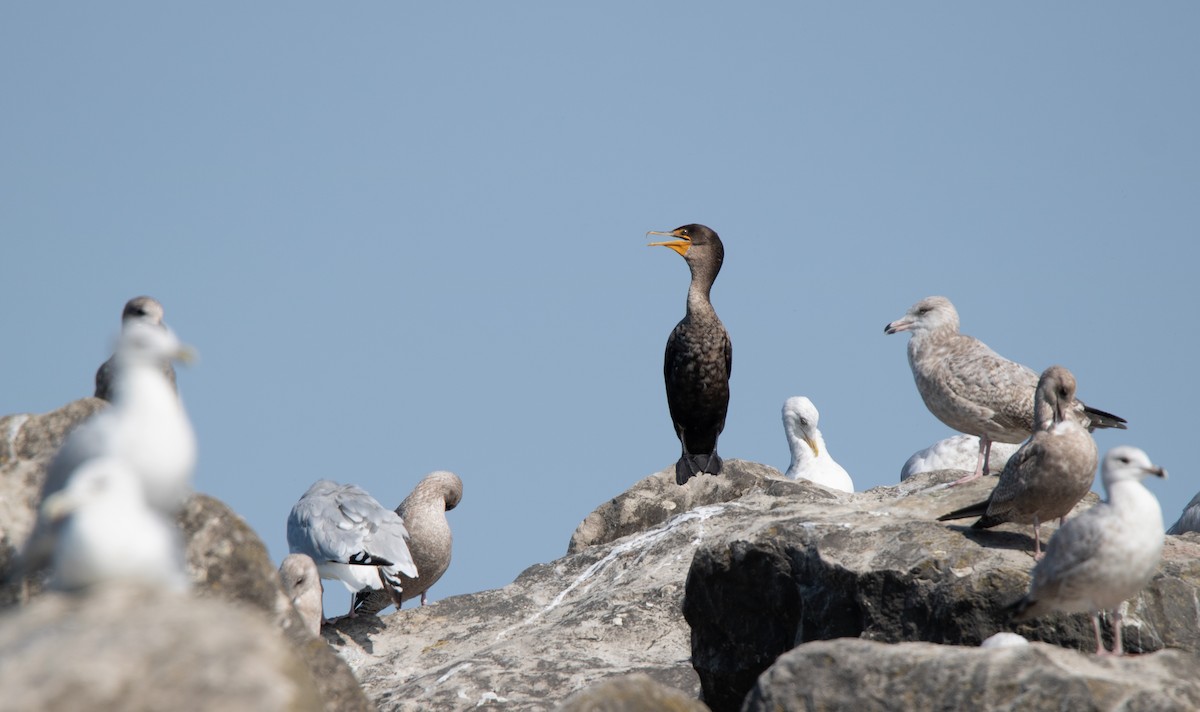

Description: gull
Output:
[94,296,177,401]
[279,553,324,637]
[885,296,1125,484]
[900,435,1021,481]
[41,457,189,592]
[286,479,418,622]
[938,365,1098,558]
[1166,491,1200,535]
[1012,446,1166,656]
[781,397,853,492]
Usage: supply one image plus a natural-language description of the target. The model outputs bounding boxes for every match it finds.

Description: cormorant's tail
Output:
[675,452,723,485]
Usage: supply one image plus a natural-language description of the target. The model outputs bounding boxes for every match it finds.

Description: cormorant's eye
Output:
[679,228,689,236]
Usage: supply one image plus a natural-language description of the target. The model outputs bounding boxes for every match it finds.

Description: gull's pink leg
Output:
[1032,515,1045,560]
[1092,613,1109,655]
[951,434,990,485]
[1112,608,1125,656]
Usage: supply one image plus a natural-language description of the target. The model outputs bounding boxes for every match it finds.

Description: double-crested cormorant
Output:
[885,295,1125,485]
[648,224,732,486]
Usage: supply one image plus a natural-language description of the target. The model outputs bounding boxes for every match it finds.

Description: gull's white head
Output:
[41,457,146,522]
[1101,446,1167,491]
[885,296,959,336]
[782,396,822,457]
[120,296,167,329]
[114,320,195,369]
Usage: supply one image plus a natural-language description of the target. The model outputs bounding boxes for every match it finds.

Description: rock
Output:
[0,398,108,605]
[178,493,373,712]
[568,459,809,553]
[555,673,710,712]
[0,584,324,712]
[742,639,1200,712]
[681,469,1200,712]
[327,474,744,710]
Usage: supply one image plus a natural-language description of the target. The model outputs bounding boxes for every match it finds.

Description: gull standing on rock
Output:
[1166,491,1200,535]
[354,471,464,615]
[94,296,178,401]
[900,435,1022,481]
[279,553,324,637]
[41,457,189,592]
[938,365,1099,558]
[648,224,732,486]
[885,296,1125,484]
[1012,446,1167,656]
[781,397,853,492]
[286,479,418,622]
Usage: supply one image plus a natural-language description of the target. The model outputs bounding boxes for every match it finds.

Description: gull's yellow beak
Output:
[175,345,198,366]
[805,436,820,458]
[647,229,691,257]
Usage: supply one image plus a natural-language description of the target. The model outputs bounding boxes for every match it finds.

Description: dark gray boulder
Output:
[742,639,1200,712]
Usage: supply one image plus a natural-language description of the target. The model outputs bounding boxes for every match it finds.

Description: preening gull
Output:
[781,397,853,492]
[938,365,1098,558]
[94,296,177,401]
[279,553,324,636]
[286,479,418,620]
[1166,491,1200,535]
[648,224,732,486]
[1012,446,1166,656]
[40,457,189,592]
[885,296,1125,484]
[354,471,463,616]
[900,435,1021,481]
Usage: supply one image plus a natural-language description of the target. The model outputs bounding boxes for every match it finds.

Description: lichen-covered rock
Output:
[742,639,1200,712]
[682,469,1200,712]
[555,673,710,712]
[0,585,323,712]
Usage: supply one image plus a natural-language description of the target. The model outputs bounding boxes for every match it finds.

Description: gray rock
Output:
[178,493,373,712]
[742,639,1200,712]
[682,469,1200,712]
[0,584,324,712]
[556,673,710,712]
[568,459,808,553]
[0,398,108,604]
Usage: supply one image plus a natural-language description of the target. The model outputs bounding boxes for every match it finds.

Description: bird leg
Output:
[1032,515,1044,560]
[1091,612,1109,655]
[421,592,429,606]
[1112,606,1126,656]
[950,435,990,486]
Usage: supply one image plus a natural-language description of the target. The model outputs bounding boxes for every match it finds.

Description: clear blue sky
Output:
[4,4,1197,613]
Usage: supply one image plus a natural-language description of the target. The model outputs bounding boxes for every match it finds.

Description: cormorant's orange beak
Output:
[647,229,691,257]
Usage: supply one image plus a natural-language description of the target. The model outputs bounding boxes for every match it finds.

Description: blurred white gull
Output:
[286,479,418,621]
[279,553,324,636]
[94,296,177,402]
[782,397,853,492]
[1166,491,1200,535]
[41,457,189,592]
[938,366,1099,558]
[1012,446,1167,656]
[900,435,1021,481]
[885,296,1125,485]
[45,319,196,513]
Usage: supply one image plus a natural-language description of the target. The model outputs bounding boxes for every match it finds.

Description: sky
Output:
[3,4,1198,615]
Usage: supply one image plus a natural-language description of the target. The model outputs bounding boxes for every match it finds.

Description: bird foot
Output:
[949,471,983,486]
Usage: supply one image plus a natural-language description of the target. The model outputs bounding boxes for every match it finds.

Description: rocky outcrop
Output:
[742,639,1200,711]
[681,469,1200,712]
[555,673,710,712]
[0,585,324,712]
[0,398,107,604]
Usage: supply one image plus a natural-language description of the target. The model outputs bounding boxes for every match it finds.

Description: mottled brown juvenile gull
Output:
[354,471,463,615]
[279,553,323,636]
[782,397,853,492]
[885,296,1125,484]
[938,365,1099,557]
[1166,491,1200,535]
[1012,446,1167,655]
[95,296,177,401]
[40,457,189,592]
[286,479,418,621]
[648,224,732,486]
[901,435,1022,481]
